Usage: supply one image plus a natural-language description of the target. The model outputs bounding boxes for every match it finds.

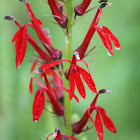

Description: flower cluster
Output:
[5,0,120,139]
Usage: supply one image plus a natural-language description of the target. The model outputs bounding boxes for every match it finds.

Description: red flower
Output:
[89,106,116,140]
[39,53,97,101]
[75,6,121,59]
[25,1,62,59]
[75,8,103,59]
[46,127,78,140]
[47,0,68,28]
[73,90,116,140]
[74,0,91,16]
[5,15,56,68]
[29,75,64,122]
[4,2,62,68]
[73,94,99,134]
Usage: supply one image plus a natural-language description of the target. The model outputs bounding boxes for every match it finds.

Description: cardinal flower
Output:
[24,1,62,59]
[46,127,78,140]
[29,75,64,122]
[75,8,103,59]
[4,1,62,68]
[89,106,116,140]
[73,89,116,140]
[75,5,121,59]
[39,52,97,101]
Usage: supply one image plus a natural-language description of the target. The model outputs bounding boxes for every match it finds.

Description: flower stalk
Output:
[63,0,74,136]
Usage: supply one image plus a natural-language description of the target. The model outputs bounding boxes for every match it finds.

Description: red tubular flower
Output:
[75,8,103,59]
[47,0,68,28]
[4,12,61,68]
[24,1,62,60]
[6,16,54,68]
[75,6,121,59]
[29,75,64,120]
[73,90,116,140]
[39,53,97,101]
[46,127,78,140]
[73,94,99,134]
[93,106,116,140]
[74,0,91,16]
[42,73,64,115]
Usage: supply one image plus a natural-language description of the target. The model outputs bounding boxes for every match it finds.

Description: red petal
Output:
[32,18,43,25]
[97,106,117,133]
[19,37,27,65]
[32,88,45,122]
[96,26,113,56]
[102,26,121,50]
[29,78,33,94]
[63,88,79,103]
[91,8,103,27]
[69,68,75,100]
[78,66,97,93]
[30,57,40,73]
[31,77,47,89]
[14,27,27,68]
[95,112,103,140]
[88,106,95,125]
[39,60,70,71]
[75,69,86,99]
[12,29,21,43]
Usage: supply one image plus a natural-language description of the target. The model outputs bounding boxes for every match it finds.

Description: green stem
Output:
[63,0,73,136]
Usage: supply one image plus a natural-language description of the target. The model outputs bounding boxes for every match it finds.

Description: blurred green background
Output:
[0,0,140,139]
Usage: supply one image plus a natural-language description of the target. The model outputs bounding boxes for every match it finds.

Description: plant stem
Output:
[64,0,73,136]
